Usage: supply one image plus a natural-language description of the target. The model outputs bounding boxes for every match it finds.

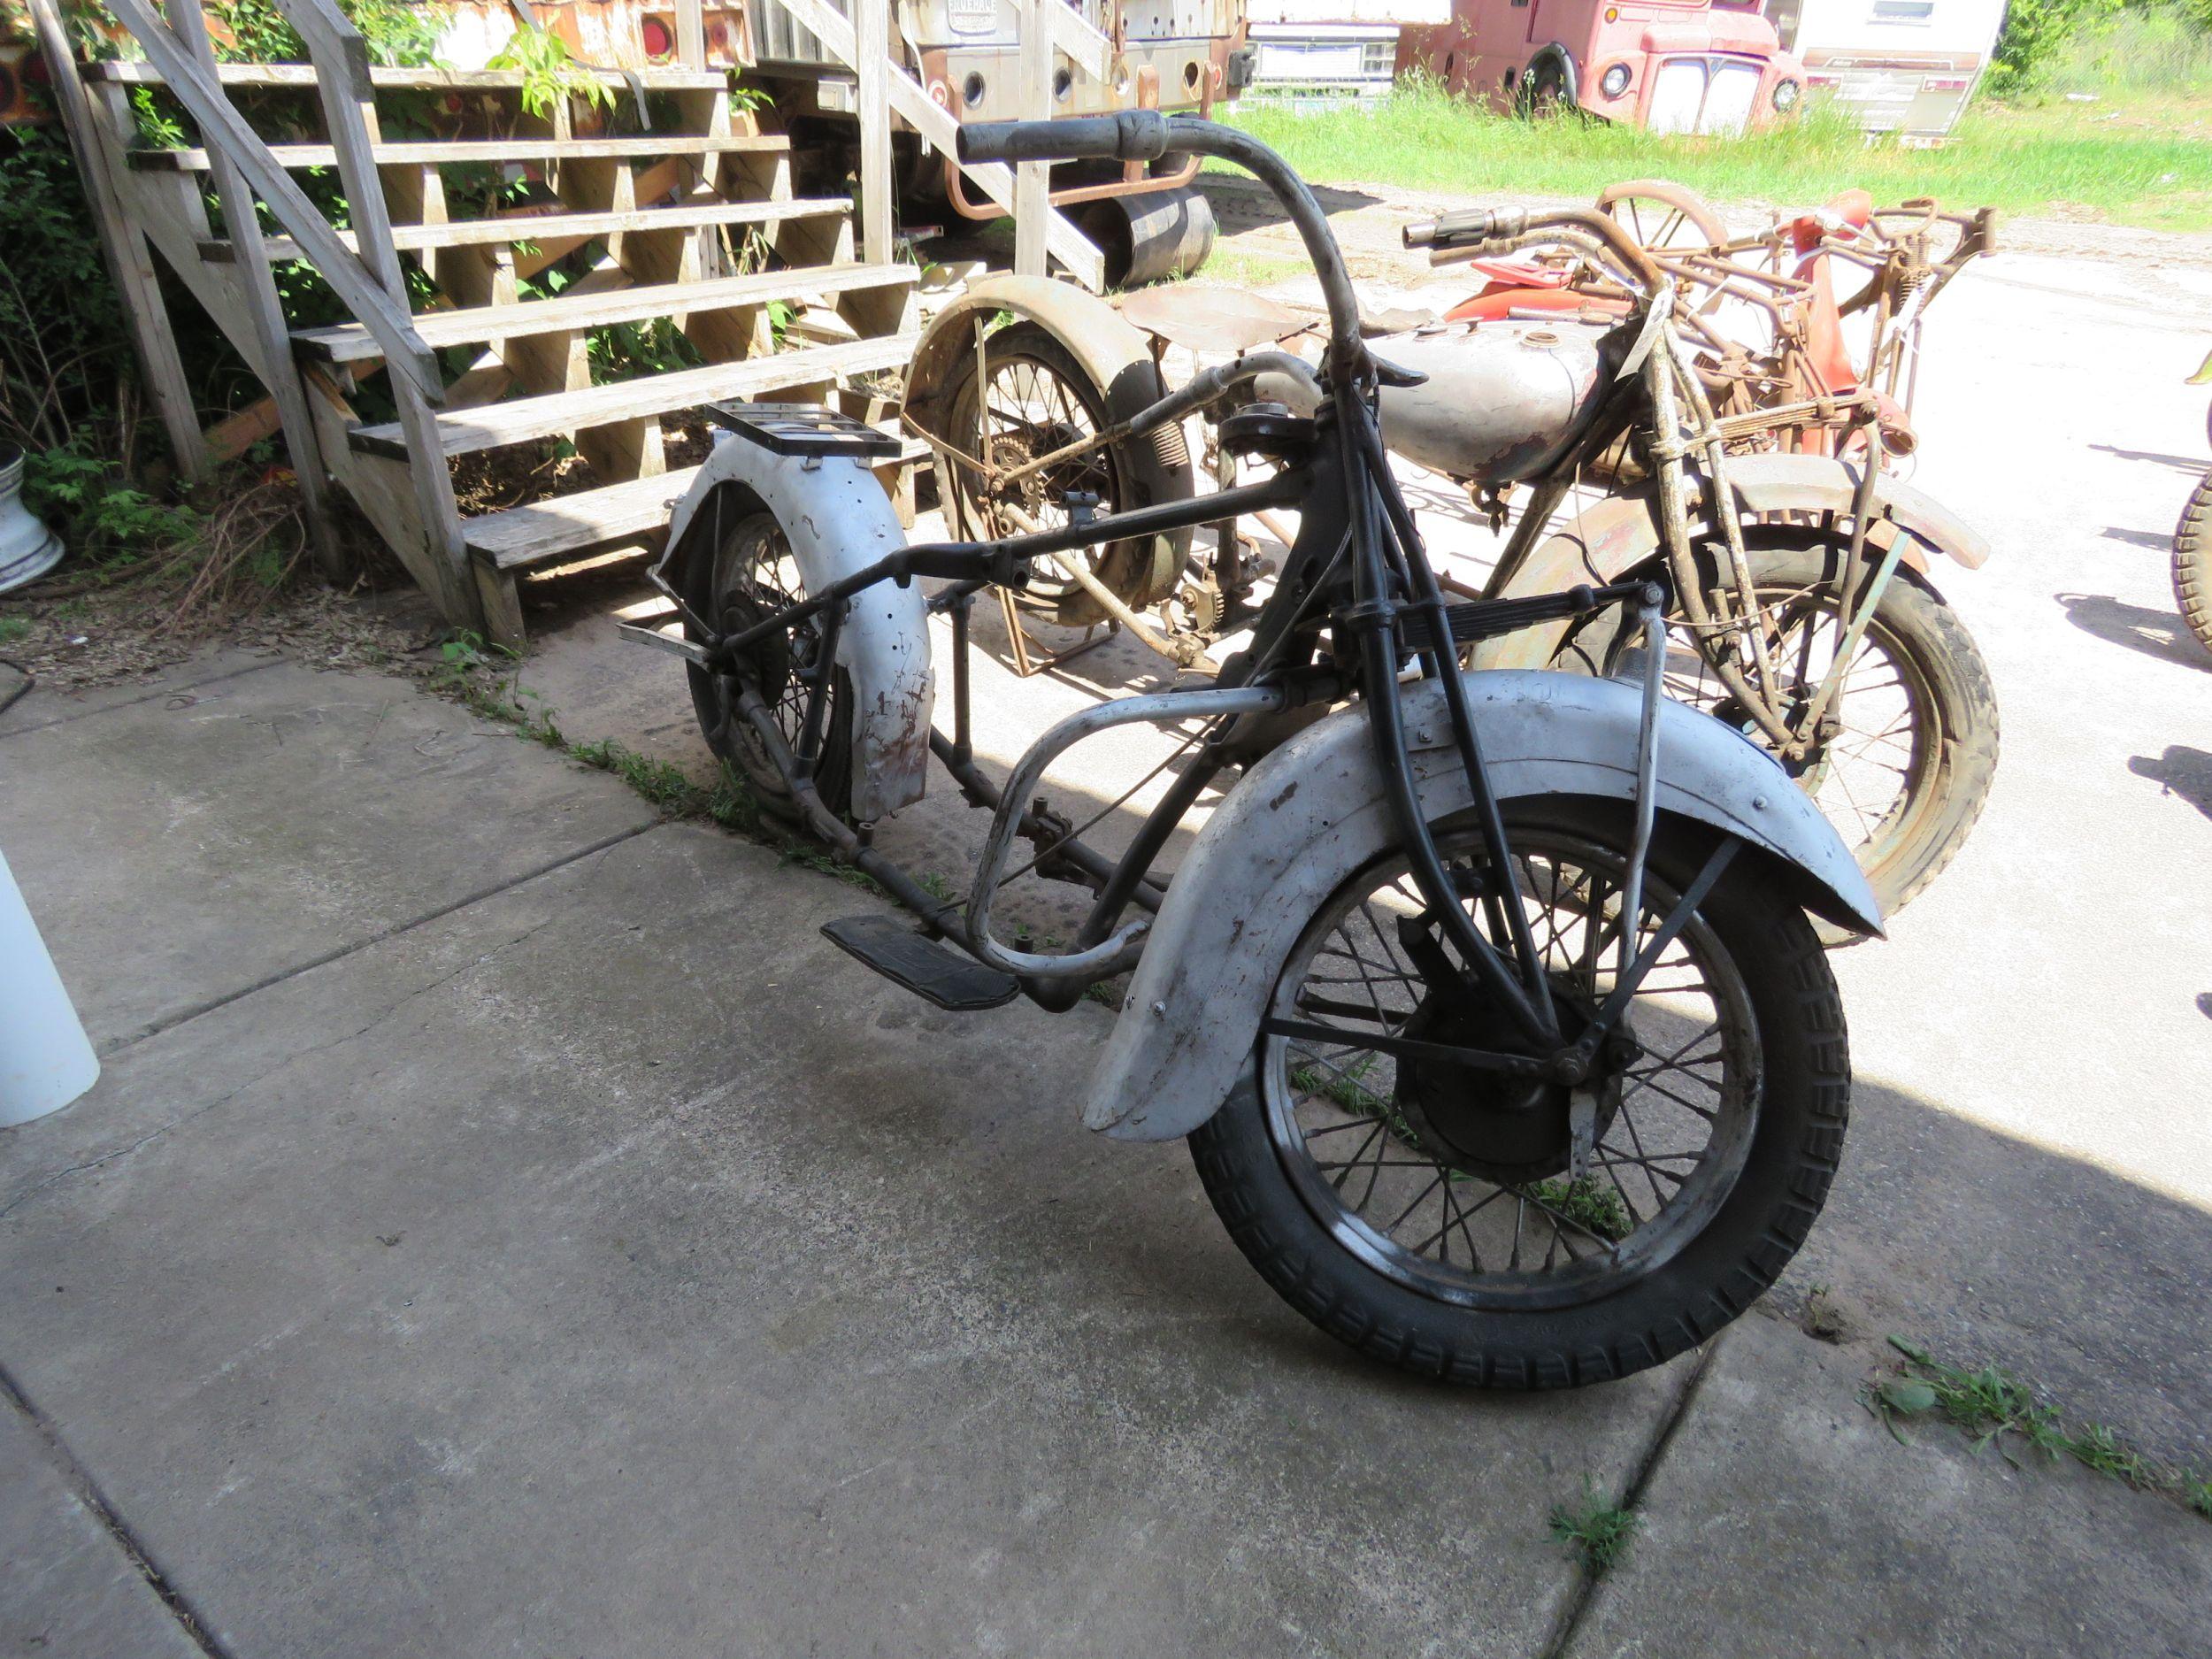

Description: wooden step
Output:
[197,196,850,263]
[465,466,703,570]
[85,60,729,91]
[465,425,931,571]
[133,134,788,173]
[349,334,918,460]
[293,264,918,363]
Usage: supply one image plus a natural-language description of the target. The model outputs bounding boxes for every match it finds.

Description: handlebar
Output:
[957,111,1170,167]
[1409,204,1666,291]
[1403,207,1527,250]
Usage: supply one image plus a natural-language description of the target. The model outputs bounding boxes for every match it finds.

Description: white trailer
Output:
[1242,0,1449,103]
[1758,0,2008,140]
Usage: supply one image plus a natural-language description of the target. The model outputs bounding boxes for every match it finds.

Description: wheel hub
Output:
[1393,977,1633,1187]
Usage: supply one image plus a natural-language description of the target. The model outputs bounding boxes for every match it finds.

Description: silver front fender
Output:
[663,434,932,822]
[1082,670,1880,1143]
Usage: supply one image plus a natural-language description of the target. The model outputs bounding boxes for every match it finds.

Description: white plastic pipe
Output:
[0,846,99,1126]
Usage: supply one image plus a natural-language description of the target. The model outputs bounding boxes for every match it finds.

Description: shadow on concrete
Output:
[2055,591,2211,673]
[1777,1069,2212,1471]
[1198,172,1386,235]
[2101,526,2177,553]
[2087,442,2205,474]
[2129,744,2212,822]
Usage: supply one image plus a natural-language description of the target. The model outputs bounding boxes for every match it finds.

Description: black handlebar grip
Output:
[956,111,1171,167]
[1403,206,1531,250]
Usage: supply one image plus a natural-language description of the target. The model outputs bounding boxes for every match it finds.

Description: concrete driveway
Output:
[3,194,2210,1655]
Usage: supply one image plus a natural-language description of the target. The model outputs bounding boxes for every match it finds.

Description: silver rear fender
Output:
[663,435,932,822]
[1082,670,1880,1143]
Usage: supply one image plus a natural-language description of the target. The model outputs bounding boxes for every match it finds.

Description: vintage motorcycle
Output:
[907,202,1998,926]
[635,112,1879,1387]
[1444,181,2000,464]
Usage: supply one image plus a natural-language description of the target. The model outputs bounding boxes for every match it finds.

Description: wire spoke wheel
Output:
[1259,823,1757,1310]
[1557,536,1999,925]
[946,324,1133,619]
[682,497,854,828]
[1663,580,1930,861]
[1187,800,1851,1387]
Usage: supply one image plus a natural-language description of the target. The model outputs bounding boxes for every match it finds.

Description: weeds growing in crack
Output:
[1868,1335,2212,1523]
[1549,1478,1639,1576]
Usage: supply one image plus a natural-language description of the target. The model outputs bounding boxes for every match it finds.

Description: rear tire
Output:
[680,493,856,833]
[1518,59,1571,119]
[2173,467,2212,657]
[1187,799,1850,1388]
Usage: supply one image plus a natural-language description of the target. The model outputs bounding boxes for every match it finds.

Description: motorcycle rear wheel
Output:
[2172,466,2212,657]
[1187,799,1849,1387]
[680,495,856,831]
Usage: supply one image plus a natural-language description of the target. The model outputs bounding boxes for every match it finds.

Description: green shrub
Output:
[1989,0,2125,94]
[2044,4,2212,98]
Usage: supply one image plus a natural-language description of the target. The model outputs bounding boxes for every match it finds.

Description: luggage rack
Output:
[703,402,905,459]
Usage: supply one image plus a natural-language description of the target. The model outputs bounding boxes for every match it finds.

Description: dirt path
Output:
[1201,172,2212,282]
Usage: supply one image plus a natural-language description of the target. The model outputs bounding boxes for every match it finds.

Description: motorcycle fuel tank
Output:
[1376,319,1616,485]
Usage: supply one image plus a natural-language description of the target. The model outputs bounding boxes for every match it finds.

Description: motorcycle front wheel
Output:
[1187,799,1849,1388]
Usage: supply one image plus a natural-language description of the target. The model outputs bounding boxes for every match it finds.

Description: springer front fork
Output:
[1332,382,1705,1085]
[1641,299,1902,766]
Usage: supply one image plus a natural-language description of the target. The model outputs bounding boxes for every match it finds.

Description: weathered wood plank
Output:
[1013,7,1053,279]
[296,264,919,365]
[852,0,893,267]
[86,60,730,89]
[22,0,208,480]
[198,196,852,259]
[162,0,349,577]
[132,134,793,171]
[349,334,919,459]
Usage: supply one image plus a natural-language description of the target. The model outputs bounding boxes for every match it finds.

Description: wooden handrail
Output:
[97,0,447,404]
[765,0,1106,289]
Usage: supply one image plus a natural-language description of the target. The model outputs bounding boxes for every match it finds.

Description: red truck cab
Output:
[1400,0,1807,134]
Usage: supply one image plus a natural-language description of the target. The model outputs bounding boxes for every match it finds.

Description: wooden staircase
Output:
[33,4,921,646]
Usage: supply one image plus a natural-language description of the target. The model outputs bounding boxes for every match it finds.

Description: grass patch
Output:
[1869,1336,2212,1521]
[0,617,29,645]
[1525,1175,1633,1241]
[1549,1478,1640,1575]
[2046,6,2212,103]
[421,632,1000,911]
[1225,78,2212,232]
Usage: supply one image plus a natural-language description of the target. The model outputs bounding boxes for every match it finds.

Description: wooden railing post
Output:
[1012,0,1051,278]
[160,0,349,578]
[21,0,209,480]
[271,0,478,623]
[766,0,1105,288]
[675,0,706,69]
[851,0,892,266]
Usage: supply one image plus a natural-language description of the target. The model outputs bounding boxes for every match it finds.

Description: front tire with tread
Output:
[1187,802,1851,1388]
